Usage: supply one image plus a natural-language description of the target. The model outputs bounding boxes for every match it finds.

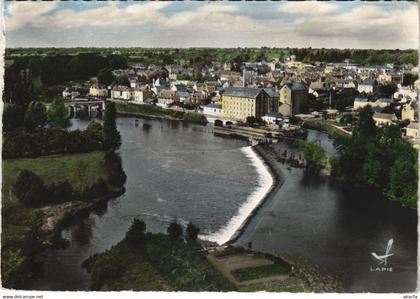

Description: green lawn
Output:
[85,234,236,291]
[231,258,291,282]
[2,151,108,289]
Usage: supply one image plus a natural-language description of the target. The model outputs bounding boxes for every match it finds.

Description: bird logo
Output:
[371,239,394,266]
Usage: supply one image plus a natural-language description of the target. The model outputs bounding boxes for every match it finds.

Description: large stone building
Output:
[278,83,308,117]
[221,87,278,121]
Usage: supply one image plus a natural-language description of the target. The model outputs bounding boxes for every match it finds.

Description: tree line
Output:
[331,106,418,208]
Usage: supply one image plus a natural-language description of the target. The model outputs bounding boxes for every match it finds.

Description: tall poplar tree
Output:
[103,102,121,150]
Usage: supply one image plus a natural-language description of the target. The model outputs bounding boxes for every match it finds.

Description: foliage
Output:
[108,55,128,70]
[13,170,46,206]
[186,222,200,241]
[113,75,130,87]
[47,99,70,128]
[402,73,418,87]
[24,101,47,130]
[85,121,104,148]
[3,127,104,158]
[378,83,398,98]
[104,150,127,187]
[167,221,183,241]
[299,141,327,172]
[332,89,358,112]
[84,233,236,291]
[3,103,26,133]
[103,102,122,150]
[125,218,147,247]
[97,68,114,85]
[332,107,418,208]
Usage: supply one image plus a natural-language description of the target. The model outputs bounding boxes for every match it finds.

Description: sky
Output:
[3,1,419,49]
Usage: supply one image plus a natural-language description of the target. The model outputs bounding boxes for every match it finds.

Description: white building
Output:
[203,103,222,117]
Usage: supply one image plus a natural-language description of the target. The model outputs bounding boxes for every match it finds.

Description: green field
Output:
[2,151,108,289]
[115,103,207,124]
[85,234,236,291]
[232,258,291,282]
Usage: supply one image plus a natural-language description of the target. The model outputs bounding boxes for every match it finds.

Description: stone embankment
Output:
[282,254,344,292]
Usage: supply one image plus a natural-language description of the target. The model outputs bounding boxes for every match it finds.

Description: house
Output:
[89,84,108,98]
[405,122,419,139]
[262,112,283,124]
[133,88,155,104]
[372,112,397,127]
[353,98,369,110]
[357,79,376,94]
[221,87,278,121]
[156,89,178,108]
[62,87,80,99]
[401,100,418,121]
[203,103,222,117]
[278,82,309,117]
[111,86,133,101]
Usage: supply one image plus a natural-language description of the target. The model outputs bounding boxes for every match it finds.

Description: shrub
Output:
[167,221,183,241]
[186,222,200,241]
[125,218,147,247]
[13,170,46,205]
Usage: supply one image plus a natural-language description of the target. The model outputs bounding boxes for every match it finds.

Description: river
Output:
[27,118,417,292]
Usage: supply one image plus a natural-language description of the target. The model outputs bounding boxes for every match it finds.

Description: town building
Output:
[203,103,223,117]
[373,112,397,127]
[133,88,155,104]
[89,84,108,98]
[357,79,376,94]
[278,82,309,117]
[401,100,418,121]
[221,87,278,121]
[405,122,419,139]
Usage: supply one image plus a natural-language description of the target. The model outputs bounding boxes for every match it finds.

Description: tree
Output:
[402,73,418,87]
[104,150,127,187]
[186,222,200,241]
[113,75,129,87]
[13,170,46,205]
[85,121,104,148]
[378,83,398,98]
[125,218,147,247]
[387,157,418,207]
[108,55,128,70]
[167,221,183,241]
[69,160,89,192]
[103,102,121,150]
[24,101,47,130]
[353,106,376,142]
[3,103,25,132]
[47,99,70,128]
[299,141,327,172]
[97,68,114,86]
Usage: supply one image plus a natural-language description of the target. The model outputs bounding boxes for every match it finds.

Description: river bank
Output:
[115,102,208,125]
[1,151,126,289]
[232,134,417,292]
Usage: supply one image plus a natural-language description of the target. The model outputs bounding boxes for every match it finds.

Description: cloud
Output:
[4,2,419,49]
[5,1,57,31]
[161,4,257,32]
[6,1,170,31]
[278,1,339,16]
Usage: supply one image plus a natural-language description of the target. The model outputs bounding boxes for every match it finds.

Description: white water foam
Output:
[200,146,274,245]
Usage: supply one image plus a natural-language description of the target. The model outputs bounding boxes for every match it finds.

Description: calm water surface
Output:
[234,130,417,292]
